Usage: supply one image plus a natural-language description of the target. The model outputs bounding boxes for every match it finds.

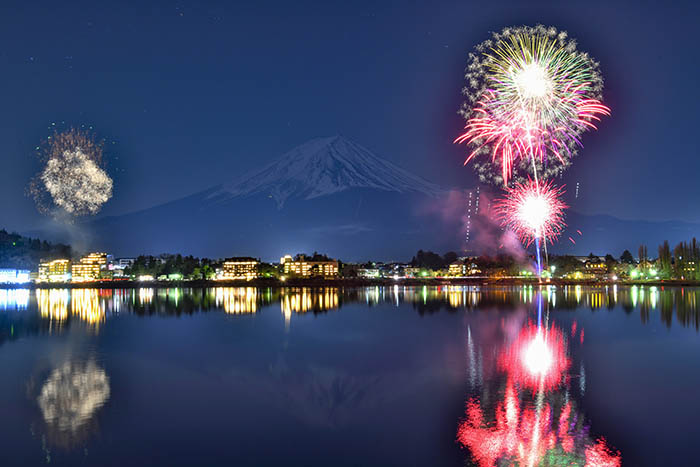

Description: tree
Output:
[692,238,700,281]
[638,245,648,270]
[443,251,459,265]
[658,241,672,277]
[620,250,635,264]
[258,262,279,279]
[550,255,584,276]
[673,242,686,278]
[411,250,444,270]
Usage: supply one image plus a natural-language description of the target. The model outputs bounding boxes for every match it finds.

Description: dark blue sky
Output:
[1,0,699,232]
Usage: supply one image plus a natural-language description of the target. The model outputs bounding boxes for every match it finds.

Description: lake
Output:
[0,285,698,466]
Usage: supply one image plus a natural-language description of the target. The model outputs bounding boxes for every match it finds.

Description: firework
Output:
[29,128,113,217]
[495,179,567,245]
[455,25,610,185]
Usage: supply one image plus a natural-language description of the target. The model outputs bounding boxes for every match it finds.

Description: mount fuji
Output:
[87,136,460,260]
[210,136,444,208]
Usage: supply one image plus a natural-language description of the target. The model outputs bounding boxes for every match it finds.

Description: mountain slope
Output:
[205,135,444,208]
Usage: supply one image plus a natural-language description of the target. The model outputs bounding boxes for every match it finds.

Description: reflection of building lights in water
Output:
[446,286,481,308]
[281,288,339,321]
[37,360,110,443]
[364,286,380,305]
[37,289,69,322]
[216,287,258,314]
[631,286,638,307]
[0,288,30,310]
[138,288,154,305]
[71,289,105,326]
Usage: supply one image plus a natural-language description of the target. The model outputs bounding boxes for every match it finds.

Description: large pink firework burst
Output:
[495,179,567,245]
[455,25,610,185]
[455,91,609,185]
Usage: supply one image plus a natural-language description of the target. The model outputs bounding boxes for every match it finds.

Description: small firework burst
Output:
[455,25,610,185]
[495,179,567,245]
[29,128,113,217]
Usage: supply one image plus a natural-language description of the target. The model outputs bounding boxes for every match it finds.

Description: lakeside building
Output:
[218,257,260,281]
[280,255,338,278]
[38,259,71,283]
[111,258,136,277]
[117,258,135,268]
[72,253,108,282]
[404,267,420,278]
[357,268,381,279]
[584,258,607,277]
[0,269,31,284]
[448,260,482,277]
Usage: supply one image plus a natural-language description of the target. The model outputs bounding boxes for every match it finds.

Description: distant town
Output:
[0,229,699,286]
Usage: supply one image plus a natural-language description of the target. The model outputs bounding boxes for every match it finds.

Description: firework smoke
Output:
[455,25,610,185]
[29,128,113,218]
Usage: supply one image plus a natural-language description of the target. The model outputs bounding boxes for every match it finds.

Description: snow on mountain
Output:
[208,135,444,207]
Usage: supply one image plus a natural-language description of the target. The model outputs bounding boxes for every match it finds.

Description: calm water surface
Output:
[0,285,699,466]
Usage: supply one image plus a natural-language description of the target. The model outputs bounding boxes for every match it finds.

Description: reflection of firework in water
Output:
[495,179,567,246]
[455,25,610,185]
[37,359,111,448]
[498,321,570,392]
[29,128,113,217]
[458,380,621,467]
[458,315,621,466]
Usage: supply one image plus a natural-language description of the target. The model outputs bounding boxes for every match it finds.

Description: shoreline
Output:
[3,277,699,289]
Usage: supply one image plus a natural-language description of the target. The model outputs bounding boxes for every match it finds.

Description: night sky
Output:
[1,0,699,233]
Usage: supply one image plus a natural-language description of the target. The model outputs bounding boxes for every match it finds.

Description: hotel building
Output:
[38,259,72,283]
[219,257,260,280]
[71,253,108,282]
[280,255,339,278]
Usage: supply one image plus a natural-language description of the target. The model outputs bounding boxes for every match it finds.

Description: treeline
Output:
[651,238,700,280]
[0,229,72,270]
[410,250,460,269]
[125,254,220,280]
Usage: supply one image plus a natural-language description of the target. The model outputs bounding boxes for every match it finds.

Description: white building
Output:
[0,269,31,284]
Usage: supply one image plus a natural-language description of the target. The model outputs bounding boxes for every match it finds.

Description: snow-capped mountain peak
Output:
[210,136,444,207]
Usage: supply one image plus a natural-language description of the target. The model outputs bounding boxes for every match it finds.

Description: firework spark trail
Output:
[29,128,113,218]
[455,25,610,186]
